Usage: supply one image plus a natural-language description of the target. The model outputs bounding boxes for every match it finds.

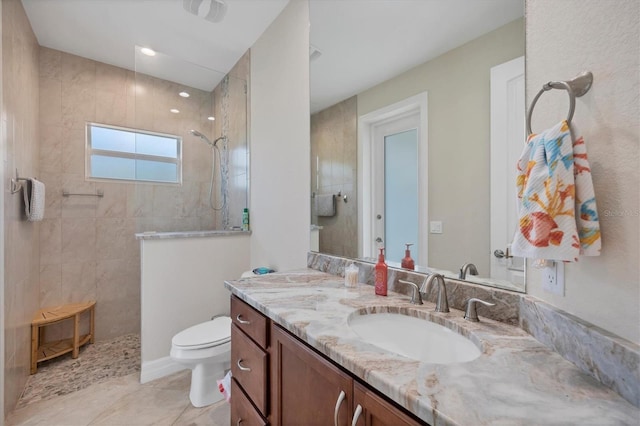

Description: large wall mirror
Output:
[309,0,526,292]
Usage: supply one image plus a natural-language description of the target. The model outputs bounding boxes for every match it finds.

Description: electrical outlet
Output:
[543,261,565,295]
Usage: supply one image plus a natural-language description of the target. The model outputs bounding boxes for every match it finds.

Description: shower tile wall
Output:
[212,51,249,229]
[2,0,40,415]
[310,96,357,257]
[37,47,246,343]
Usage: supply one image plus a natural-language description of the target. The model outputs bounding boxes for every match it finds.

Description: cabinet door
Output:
[352,381,425,426]
[270,324,353,426]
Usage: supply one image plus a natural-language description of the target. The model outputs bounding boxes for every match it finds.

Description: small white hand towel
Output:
[23,178,45,222]
[316,194,336,217]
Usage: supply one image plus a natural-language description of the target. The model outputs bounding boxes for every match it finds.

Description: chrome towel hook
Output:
[10,168,29,194]
[527,71,593,135]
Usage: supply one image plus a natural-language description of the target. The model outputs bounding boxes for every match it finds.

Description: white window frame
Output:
[85,122,182,185]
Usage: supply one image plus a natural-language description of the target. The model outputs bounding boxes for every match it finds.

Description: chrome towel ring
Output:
[526,71,593,135]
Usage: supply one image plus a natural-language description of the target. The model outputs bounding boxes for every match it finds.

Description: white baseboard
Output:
[140,356,186,384]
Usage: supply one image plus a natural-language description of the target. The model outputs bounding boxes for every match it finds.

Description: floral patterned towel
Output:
[511,120,601,261]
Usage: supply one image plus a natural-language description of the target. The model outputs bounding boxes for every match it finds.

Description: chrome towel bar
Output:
[62,189,104,198]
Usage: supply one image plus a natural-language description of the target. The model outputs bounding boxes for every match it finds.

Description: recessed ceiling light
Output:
[179,91,190,98]
[140,47,156,57]
[207,116,215,121]
[170,108,180,114]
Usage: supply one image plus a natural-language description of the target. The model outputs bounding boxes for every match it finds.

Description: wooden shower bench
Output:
[30,301,96,374]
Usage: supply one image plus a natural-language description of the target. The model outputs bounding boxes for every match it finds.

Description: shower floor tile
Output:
[18,333,141,409]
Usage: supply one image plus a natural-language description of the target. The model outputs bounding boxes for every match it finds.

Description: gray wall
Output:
[357,19,525,274]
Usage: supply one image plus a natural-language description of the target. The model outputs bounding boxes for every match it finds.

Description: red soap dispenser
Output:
[375,248,388,296]
[401,243,415,270]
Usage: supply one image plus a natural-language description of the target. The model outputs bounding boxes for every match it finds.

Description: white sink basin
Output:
[348,313,481,364]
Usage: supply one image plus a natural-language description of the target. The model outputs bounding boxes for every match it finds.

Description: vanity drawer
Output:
[231,296,269,348]
[231,378,267,426]
[231,323,268,416]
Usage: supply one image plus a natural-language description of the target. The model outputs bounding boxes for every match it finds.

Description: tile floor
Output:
[8,371,230,426]
[7,335,230,426]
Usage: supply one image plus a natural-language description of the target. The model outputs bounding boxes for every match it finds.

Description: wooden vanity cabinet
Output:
[231,379,267,426]
[352,381,422,426]
[230,296,426,426]
[231,296,270,425]
[231,295,269,347]
[270,323,424,426]
[270,323,353,425]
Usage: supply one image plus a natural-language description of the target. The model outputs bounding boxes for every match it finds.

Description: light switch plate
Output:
[429,221,443,234]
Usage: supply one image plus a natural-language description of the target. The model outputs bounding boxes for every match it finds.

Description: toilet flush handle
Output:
[236,314,250,325]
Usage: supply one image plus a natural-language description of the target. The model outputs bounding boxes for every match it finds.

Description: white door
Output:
[358,92,428,266]
[372,114,419,263]
[490,56,525,285]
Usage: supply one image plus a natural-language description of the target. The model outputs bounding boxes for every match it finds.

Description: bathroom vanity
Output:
[230,295,421,425]
[225,269,639,425]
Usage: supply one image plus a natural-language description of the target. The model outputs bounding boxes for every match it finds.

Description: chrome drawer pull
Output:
[351,404,363,426]
[334,390,346,426]
[237,359,251,372]
[236,314,251,325]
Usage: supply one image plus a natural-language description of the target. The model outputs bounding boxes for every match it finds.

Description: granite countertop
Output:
[135,229,250,240]
[224,269,639,426]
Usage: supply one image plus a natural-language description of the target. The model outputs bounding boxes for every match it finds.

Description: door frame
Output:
[358,92,428,265]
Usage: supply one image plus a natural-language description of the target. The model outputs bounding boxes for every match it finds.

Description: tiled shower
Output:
[3,0,249,414]
[310,95,357,258]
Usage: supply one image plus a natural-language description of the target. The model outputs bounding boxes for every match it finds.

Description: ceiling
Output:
[21,0,524,110]
[21,0,289,91]
[309,0,524,112]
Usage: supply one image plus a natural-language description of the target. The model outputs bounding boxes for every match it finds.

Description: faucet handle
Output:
[399,280,423,305]
[464,298,496,322]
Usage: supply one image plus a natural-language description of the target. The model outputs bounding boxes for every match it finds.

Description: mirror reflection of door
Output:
[359,92,428,266]
[373,113,420,263]
[490,56,525,285]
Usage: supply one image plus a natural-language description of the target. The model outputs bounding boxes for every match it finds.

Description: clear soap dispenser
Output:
[344,263,359,288]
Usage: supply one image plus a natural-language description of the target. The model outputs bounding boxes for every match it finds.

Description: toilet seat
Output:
[172,316,231,350]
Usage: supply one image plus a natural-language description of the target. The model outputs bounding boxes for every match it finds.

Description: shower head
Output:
[189,129,226,147]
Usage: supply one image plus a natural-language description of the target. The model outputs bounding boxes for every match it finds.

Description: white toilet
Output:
[170,316,232,407]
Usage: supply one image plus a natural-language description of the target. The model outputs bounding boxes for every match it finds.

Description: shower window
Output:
[86,123,182,184]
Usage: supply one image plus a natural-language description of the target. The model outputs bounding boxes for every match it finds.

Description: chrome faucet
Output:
[399,280,423,305]
[459,263,479,280]
[420,274,449,313]
[464,298,496,322]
